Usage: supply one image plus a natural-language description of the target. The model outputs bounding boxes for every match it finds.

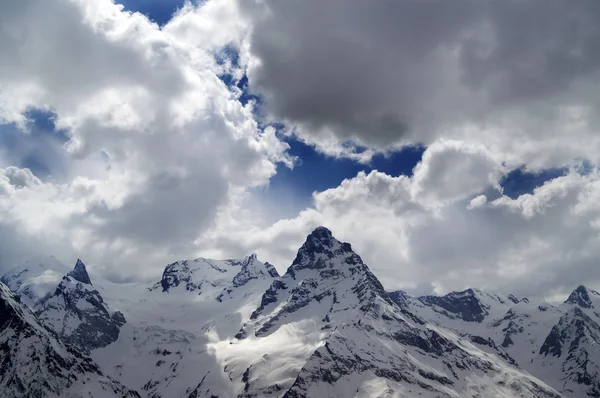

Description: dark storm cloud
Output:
[241,0,600,148]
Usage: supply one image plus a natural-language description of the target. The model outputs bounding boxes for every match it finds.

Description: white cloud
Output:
[467,195,487,210]
[410,140,504,204]
[0,0,290,280]
[199,148,600,300]
[2,0,600,305]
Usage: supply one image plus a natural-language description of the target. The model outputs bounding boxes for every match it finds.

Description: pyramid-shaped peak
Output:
[564,285,599,308]
[67,259,92,285]
[308,226,334,242]
[288,227,359,275]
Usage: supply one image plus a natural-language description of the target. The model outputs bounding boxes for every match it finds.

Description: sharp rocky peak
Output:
[289,226,356,273]
[565,285,599,308]
[67,259,92,285]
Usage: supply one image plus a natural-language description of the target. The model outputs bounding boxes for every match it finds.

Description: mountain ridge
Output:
[1,226,596,397]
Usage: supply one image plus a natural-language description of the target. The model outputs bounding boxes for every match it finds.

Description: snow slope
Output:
[90,254,281,398]
[1,255,70,308]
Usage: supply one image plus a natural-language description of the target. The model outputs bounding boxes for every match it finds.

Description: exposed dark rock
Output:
[419,289,489,322]
[35,261,126,354]
[565,285,598,309]
[0,282,139,398]
[67,259,92,285]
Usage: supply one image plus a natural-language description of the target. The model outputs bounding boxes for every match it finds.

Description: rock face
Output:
[0,282,139,398]
[35,260,126,354]
[564,285,599,309]
[419,289,490,322]
[538,307,600,396]
[68,259,92,285]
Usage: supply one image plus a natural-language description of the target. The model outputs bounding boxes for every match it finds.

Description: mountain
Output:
[150,253,279,300]
[4,228,599,397]
[35,259,126,354]
[564,285,600,309]
[91,253,281,398]
[0,255,70,308]
[389,284,600,397]
[536,286,600,396]
[232,227,559,397]
[0,281,140,398]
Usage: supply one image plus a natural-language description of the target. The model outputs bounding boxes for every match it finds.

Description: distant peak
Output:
[564,285,595,308]
[448,288,480,298]
[507,293,530,304]
[67,259,92,285]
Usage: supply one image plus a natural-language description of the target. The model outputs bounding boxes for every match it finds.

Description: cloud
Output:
[198,142,600,300]
[3,0,600,305]
[410,140,504,204]
[241,0,600,165]
[467,195,487,210]
[0,0,290,279]
[0,167,41,189]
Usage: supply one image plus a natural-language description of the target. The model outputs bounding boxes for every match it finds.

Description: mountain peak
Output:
[289,226,356,273]
[67,259,92,285]
[564,285,598,308]
[307,226,334,245]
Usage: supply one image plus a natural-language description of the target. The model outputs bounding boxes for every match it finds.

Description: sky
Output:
[1,0,600,300]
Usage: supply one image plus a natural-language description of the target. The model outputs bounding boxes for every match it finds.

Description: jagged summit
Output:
[36,260,125,354]
[289,226,355,276]
[67,258,92,285]
[564,285,599,308]
[153,254,279,297]
[307,225,333,242]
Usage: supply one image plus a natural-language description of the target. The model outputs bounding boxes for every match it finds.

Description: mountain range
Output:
[1,227,598,397]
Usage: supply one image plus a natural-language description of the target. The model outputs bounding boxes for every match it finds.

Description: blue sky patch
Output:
[253,138,425,219]
[117,0,187,26]
[0,108,69,179]
[500,167,569,198]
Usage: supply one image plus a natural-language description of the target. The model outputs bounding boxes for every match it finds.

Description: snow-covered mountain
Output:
[35,259,127,354]
[1,255,70,308]
[232,227,558,397]
[389,285,600,397]
[2,226,598,397]
[0,282,139,398]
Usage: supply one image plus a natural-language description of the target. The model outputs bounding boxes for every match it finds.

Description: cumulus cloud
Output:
[467,195,487,210]
[0,0,290,279]
[198,142,600,300]
[410,140,504,204]
[2,0,600,304]
[241,0,600,166]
